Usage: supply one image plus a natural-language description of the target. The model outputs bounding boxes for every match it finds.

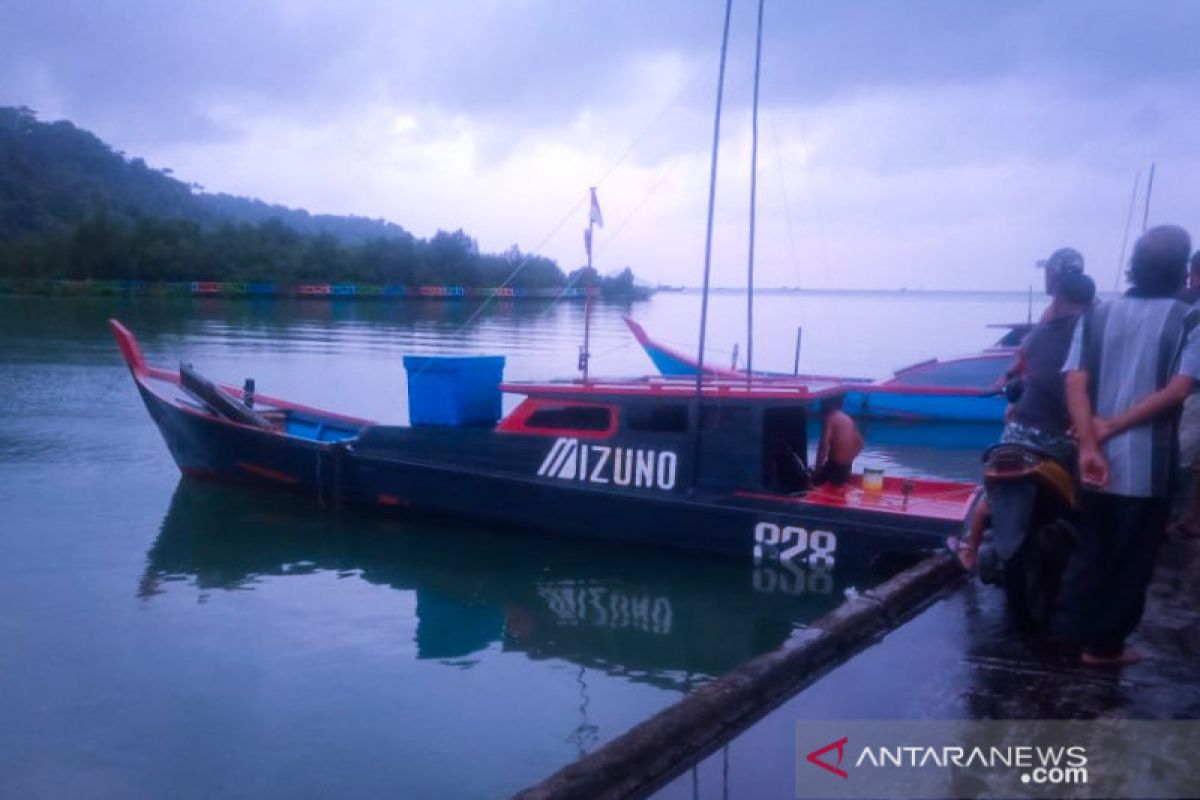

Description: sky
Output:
[3,0,1199,290]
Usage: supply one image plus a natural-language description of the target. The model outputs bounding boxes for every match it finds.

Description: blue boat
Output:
[624,316,1024,423]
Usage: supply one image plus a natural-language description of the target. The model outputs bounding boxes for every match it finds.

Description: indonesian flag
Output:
[589,187,604,228]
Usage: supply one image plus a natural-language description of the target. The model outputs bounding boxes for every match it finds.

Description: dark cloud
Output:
[2,0,368,143]
[5,0,1198,152]
[4,0,1197,294]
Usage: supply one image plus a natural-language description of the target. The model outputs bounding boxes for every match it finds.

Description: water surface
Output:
[0,291,1031,797]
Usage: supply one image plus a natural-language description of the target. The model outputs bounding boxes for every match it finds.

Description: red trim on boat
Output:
[496,398,619,440]
[108,319,147,375]
[237,462,300,484]
[501,379,846,401]
[146,366,179,383]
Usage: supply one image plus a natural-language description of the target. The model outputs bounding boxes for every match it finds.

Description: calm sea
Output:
[0,290,1034,798]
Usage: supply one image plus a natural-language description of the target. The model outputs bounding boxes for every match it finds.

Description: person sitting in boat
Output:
[955,270,1097,569]
[812,396,863,487]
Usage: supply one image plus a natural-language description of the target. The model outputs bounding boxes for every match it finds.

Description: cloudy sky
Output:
[4,0,1198,290]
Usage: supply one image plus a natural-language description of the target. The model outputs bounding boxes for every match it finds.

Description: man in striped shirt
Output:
[1173,251,1200,537]
[1057,225,1200,666]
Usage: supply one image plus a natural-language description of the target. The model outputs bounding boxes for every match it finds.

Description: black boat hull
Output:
[134,378,961,572]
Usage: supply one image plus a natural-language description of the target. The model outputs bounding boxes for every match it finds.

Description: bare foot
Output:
[947,536,977,571]
[1081,648,1142,667]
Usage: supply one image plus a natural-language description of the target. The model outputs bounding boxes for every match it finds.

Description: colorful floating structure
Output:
[0,279,594,300]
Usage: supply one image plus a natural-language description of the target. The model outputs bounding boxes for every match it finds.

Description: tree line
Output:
[0,106,573,288]
[0,210,568,287]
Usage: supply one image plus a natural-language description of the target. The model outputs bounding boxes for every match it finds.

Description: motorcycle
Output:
[968,377,1079,629]
[974,441,1078,629]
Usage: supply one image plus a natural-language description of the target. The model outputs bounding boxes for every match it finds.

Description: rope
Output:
[408,55,714,372]
[589,340,636,360]
[537,152,691,317]
[770,110,831,288]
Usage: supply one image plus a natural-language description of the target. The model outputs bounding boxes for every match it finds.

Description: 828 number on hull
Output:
[753,522,837,567]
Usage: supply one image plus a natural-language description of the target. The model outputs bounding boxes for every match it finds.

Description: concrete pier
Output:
[515,533,1200,799]
[651,534,1200,799]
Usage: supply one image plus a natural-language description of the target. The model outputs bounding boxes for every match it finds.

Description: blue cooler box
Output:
[403,355,506,426]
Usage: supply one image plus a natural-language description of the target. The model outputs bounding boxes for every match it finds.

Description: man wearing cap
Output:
[1037,247,1087,323]
[1057,225,1200,666]
[954,270,1096,569]
[999,247,1089,405]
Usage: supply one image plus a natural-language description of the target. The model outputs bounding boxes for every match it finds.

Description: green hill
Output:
[0,106,565,287]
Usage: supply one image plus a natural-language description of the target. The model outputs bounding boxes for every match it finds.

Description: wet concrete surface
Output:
[652,535,1200,799]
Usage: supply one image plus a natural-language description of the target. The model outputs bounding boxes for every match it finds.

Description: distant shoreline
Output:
[0,279,1105,301]
[658,286,1062,298]
[0,278,654,301]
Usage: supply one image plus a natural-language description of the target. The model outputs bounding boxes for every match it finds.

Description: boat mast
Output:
[1114,169,1141,290]
[745,0,765,384]
[581,187,603,383]
[1142,162,1156,232]
[689,0,734,490]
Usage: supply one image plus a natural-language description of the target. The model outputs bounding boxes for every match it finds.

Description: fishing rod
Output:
[689,0,734,492]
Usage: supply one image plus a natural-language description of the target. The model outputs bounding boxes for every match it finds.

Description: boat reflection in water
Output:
[142,481,898,690]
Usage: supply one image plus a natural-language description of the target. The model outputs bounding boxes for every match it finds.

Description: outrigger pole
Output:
[745,0,765,384]
[689,0,734,491]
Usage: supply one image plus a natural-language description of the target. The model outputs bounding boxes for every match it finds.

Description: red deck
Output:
[738,475,977,523]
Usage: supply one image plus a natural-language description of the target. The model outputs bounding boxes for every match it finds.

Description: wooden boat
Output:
[625,316,1026,423]
[112,318,975,573]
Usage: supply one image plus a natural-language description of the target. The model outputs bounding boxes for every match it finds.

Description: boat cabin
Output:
[496,377,844,497]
